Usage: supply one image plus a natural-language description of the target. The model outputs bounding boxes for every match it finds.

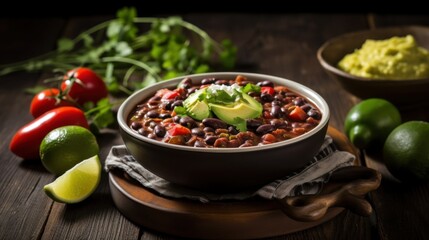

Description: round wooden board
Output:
[109,126,359,239]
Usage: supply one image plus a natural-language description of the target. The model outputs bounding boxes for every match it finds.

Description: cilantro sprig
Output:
[0,7,237,132]
[0,7,237,95]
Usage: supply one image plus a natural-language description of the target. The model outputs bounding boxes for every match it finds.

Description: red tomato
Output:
[168,124,191,136]
[29,88,75,118]
[289,106,308,122]
[261,86,275,95]
[9,107,89,160]
[61,67,108,105]
[161,91,180,100]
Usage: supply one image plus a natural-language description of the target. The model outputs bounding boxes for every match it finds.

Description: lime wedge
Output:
[44,155,101,203]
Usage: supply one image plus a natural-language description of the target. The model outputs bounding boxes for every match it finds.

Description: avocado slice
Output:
[183,89,211,121]
[209,93,262,131]
[242,93,263,113]
[187,100,210,120]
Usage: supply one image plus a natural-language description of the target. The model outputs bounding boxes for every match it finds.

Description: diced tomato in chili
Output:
[261,86,275,95]
[162,91,180,100]
[288,106,307,121]
[168,124,191,136]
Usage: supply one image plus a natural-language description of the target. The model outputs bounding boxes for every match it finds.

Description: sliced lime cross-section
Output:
[44,155,101,203]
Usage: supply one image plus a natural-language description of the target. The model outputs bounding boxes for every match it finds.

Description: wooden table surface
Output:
[1,13,429,240]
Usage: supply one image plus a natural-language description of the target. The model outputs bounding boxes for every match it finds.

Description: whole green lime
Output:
[344,98,401,150]
[383,121,429,182]
[40,126,99,175]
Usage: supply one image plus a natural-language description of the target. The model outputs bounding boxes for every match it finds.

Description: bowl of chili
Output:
[117,72,330,192]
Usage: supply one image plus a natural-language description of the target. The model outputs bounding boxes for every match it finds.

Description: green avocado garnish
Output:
[177,83,263,131]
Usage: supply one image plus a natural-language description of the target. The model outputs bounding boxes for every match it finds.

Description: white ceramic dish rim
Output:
[117,72,330,153]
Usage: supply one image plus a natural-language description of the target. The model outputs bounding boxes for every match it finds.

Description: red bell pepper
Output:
[9,107,89,160]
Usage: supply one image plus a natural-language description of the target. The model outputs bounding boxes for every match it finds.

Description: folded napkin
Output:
[105,136,355,203]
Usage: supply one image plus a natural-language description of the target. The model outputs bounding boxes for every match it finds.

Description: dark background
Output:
[1,1,425,18]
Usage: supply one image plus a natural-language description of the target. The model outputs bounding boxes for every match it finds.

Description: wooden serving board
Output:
[108,126,360,239]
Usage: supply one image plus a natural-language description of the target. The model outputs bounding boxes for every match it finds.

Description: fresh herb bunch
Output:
[0,7,237,132]
[0,7,237,95]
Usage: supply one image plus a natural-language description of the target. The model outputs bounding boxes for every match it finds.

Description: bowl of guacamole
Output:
[317,26,429,108]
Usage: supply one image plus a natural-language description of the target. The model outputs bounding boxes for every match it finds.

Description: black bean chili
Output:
[128,75,322,148]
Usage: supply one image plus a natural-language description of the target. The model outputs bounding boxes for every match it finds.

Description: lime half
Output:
[44,155,101,203]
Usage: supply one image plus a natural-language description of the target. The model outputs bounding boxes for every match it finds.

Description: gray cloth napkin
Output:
[105,136,355,203]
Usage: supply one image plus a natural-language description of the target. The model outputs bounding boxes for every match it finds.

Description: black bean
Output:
[154,125,166,137]
[293,97,305,106]
[148,96,161,104]
[131,122,142,130]
[159,113,171,119]
[247,119,263,129]
[271,105,282,118]
[257,80,274,87]
[270,119,287,129]
[171,100,183,109]
[301,104,312,112]
[202,118,227,129]
[187,87,198,95]
[203,127,215,133]
[201,78,216,85]
[180,116,197,128]
[205,136,218,145]
[307,109,322,120]
[256,124,274,135]
[145,110,159,118]
[272,100,281,106]
[261,93,274,102]
[163,100,173,110]
[194,140,207,147]
[274,94,284,102]
[180,77,193,89]
[173,115,181,123]
[149,121,157,128]
[191,128,205,137]
[228,126,239,135]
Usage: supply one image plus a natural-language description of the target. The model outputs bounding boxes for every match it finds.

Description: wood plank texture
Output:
[1,13,428,240]
[0,18,65,240]
[362,14,429,240]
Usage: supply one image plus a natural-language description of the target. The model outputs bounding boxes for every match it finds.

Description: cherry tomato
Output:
[61,67,108,105]
[9,107,89,160]
[30,88,75,118]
